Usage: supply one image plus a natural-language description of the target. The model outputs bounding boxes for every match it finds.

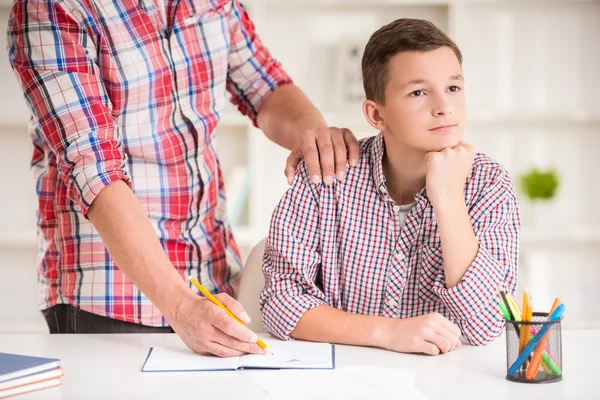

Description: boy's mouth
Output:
[429,124,457,133]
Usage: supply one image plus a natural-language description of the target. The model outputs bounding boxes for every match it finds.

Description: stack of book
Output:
[0,353,62,398]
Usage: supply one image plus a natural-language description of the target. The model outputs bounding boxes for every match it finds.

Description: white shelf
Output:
[265,0,451,7]
[521,225,600,246]
[0,123,29,133]
[263,0,599,8]
[468,110,600,125]
[0,229,37,248]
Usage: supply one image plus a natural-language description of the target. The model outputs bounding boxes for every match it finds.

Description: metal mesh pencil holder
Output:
[505,312,563,383]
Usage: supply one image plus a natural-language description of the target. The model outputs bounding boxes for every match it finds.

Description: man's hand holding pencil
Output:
[165,277,268,358]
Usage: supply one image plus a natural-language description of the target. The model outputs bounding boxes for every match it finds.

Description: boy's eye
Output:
[448,86,461,92]
[409,90,424,97]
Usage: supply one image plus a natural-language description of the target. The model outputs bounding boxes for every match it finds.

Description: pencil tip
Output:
[187,276,193,282]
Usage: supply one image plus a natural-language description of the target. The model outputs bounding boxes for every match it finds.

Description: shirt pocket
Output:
[418,245,444,304]
[181,1,231,108]
[184,1,232,26]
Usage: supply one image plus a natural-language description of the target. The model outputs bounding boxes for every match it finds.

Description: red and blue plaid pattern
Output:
[7,0,291,326]
[261,133,519,345]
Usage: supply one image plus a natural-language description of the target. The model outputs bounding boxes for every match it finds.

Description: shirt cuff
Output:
[234,76,293,128]
[68,160,133,218]
[261,294,327,341]
[433,244,505,321]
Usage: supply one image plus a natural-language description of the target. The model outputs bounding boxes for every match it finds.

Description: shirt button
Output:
[392,205,401,212]
[386,298,398,307]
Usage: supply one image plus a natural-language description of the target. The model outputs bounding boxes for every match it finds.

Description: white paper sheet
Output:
[240,340,333,369]
[247,365,429,400]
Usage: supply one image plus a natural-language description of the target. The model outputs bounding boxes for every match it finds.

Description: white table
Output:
[1,330,598,399]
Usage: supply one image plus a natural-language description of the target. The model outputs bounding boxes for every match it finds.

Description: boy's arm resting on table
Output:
[434,169,520,346]
[7,0,260,357]
[259,163,328,340]
[260,165,462,355]
[259,173,387,344]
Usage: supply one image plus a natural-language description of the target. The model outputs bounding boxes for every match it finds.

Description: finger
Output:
[456,141,473,152]
[209,305,258,344]
[425,332,453,354]
[437,324,461,350]
[215,293,251,324]
[316,129,335,186]
[439,316,462,338]
[285,151,303,185]
[419,340,441,356]
[343,128,360,167]
[331,129,348,181]
[209,326,265,355]
[301,133,322,184]
[205,341,247,358]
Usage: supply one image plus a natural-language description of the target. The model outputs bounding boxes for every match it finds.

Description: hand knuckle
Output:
[301,129,315,138]
[306,148,320,158]
[320,143,333,152]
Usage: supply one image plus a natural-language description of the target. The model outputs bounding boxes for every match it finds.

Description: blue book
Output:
[0,353,60,383]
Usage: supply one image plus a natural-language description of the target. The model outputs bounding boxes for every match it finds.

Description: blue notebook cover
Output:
[0,353,60,383]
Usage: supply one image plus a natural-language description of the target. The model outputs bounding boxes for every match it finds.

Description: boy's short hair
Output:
[362,18,463,104]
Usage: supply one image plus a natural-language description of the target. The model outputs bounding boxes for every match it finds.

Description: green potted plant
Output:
[520,168,559,226]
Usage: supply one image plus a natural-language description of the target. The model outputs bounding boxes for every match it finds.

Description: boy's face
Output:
[377,46,466,152]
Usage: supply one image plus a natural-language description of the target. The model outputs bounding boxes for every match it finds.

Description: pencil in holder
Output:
[505,312,563,383]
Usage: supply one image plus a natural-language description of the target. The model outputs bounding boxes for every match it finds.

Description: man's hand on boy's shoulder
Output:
[284,126,360,186]
[375,312,462,356]
[424,141,475,207]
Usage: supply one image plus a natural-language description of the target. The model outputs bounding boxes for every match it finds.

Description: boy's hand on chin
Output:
[424,141,475,207]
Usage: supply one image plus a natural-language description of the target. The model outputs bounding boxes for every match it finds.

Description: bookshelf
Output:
[1,0,599,264]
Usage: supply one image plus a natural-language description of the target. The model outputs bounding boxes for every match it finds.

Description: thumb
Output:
[285,151,302,185]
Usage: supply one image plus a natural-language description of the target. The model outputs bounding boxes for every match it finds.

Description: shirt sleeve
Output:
[260,163,328,340]
[433,168,520,346]
[226,0,293,126]
[7,0,132,217]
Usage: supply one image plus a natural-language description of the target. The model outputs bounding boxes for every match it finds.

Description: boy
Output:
[260,18,519,355]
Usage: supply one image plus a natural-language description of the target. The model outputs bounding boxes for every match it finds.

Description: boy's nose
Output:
[431,96,453,116]
[432,105,453,116]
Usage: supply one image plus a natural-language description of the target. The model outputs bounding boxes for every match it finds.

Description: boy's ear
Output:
[362,100,387,131]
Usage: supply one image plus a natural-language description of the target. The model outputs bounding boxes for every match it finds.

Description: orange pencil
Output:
[526,298,561,380]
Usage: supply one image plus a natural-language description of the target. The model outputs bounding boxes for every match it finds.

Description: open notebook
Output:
[142,339,335,372]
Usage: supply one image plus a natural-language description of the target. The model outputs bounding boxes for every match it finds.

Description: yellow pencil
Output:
[187,276,272,355]
[519,288,529,353]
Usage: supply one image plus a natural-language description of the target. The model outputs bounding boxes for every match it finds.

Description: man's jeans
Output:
[42,305,174,334]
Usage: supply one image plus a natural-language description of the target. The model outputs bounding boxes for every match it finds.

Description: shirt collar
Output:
[368,132,429,206]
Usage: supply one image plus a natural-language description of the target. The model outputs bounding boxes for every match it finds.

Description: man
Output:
[7,0,359,358]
